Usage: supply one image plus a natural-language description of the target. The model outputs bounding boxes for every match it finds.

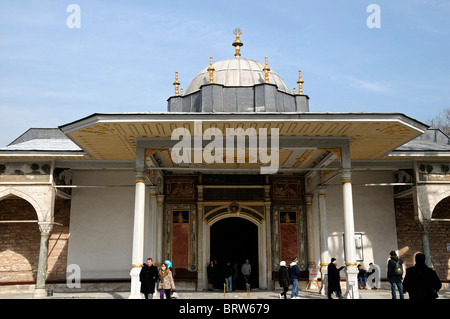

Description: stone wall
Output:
[394,197,449,280]
[0,197,70,283]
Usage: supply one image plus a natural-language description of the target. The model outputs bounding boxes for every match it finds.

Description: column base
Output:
[129,266,143,299]
[32,287,47,299]
[344,264,360,299]
[319,264,328,296]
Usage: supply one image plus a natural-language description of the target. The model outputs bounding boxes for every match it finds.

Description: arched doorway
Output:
[0,195,41,283]
[210,217,259,289]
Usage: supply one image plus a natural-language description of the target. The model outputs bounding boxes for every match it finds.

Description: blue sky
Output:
[0,0,449,146]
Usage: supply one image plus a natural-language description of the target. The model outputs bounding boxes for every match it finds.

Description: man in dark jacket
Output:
[139,258,159,299]
[278,261,290,299]
[327,258,345,299]
[387,251,404,299]
[403,253,442,299]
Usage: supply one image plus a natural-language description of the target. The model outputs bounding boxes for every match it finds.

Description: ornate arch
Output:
[0,187,42,219]
[431,195,450,219]
[204,205,264,225]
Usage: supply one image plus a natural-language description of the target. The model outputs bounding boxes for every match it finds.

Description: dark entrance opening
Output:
[210,217,259,289]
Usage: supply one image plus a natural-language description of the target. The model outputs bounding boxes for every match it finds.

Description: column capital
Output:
[38,222,53,235]
[135,168,147,184]
[148,185,158,196]
[341,169,352,182]
[317,185,326,196]
[305,193,314,204]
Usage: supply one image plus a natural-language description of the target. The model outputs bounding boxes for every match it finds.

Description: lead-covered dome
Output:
[185,58,291,95]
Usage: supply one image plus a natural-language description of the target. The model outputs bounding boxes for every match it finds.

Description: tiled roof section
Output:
[394,129,450,152]
[0,128,82,152]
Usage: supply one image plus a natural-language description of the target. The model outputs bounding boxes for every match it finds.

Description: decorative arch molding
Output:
[0,185,54,222]
[431,195,450,220]
[0,187,42,218]
[204,205,264,225]
[415,184,450,220]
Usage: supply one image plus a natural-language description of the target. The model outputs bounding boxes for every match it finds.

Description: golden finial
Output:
[297,69,304,95]
[173,71,180,96]
[232,28,243,58]
[293,87,296,95]
[180,88,183,96]
[207,57,215,83]
[263,56,271,83]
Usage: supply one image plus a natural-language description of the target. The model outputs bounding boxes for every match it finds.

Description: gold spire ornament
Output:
[180,88,183,96]
[232,28,243,58]
[263,57,271,83]
[297,69,304,95]
[173,72,180,96]
[207,57,215,83]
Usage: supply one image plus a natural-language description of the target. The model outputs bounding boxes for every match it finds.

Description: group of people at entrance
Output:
[207,259,252,292]
[278,251,442,300]
[278,256,346,299]
[139,258,176,299]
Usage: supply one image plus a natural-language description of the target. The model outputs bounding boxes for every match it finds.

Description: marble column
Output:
[129,169,147,299]
[341,169,359,299]
[305,194,316,289]
[33,222,53,298]
[419,220,432,267]
[317,186,329,295]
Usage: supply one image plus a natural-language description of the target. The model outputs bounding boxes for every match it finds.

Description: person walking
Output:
[158,262,176,299]
[139,258,159,299]
[278,261,290,299]
[241,259,252,287]
[403,253,442,299]
[327,258,345,299]
[387,251,404,299]
[289,257,301,299]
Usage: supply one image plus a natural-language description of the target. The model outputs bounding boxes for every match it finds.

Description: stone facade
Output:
[394,197,449,280]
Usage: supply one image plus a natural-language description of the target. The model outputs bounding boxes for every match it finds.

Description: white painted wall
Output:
[311,171,398,276]
[67,170,136,279]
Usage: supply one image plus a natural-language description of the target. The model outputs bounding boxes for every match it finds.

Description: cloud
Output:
[345,75,389,94]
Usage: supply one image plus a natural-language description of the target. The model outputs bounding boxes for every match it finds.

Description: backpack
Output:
[394,260,403,276]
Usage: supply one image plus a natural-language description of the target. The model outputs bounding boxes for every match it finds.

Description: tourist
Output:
[327,258,345,299]
[289,257,301,299]
[403,253,442,299]
[207,260,215,291]
[387,251,404,299]
[139,258,158,299]
[357,264,368,289]
[224,261,233,292]
[241,259,252,286]
[158,262,176,299]
[278,261,290,299]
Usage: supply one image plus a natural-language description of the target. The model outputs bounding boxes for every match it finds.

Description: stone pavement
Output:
[1,287,449,299]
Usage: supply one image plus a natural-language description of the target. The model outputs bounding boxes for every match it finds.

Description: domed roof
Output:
[185,58,291,95]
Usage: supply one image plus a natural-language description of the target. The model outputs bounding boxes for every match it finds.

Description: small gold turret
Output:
[173,71,180,96]
[232,28,243,58]
[263,57,271,83]
[207,57,215,83]
[297,69,304,95]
